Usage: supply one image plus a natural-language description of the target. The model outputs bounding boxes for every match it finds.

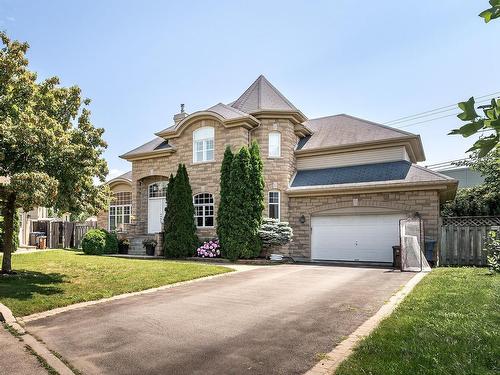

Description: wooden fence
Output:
[31,220,96,249]
[73,223,97,249]
[439,225,496,266]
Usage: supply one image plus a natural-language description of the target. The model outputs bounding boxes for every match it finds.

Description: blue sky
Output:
[1,0,499,179]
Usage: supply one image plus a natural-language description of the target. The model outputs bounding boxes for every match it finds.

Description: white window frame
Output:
[109,204,131,231]
[193,127,215,163]
[268,132,281,158]
[193,193,215,228]
[268,191,280,220]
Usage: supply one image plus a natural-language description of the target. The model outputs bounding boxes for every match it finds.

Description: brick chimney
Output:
[173,104,188,125]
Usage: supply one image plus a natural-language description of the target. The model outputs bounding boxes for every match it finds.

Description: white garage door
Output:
[311,214,405,263]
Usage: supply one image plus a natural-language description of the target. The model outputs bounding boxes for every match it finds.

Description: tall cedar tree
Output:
[225,147,256,260]
[216,146,233,255]
[249,141,265,256]
[164,164,198,257]
[0,32,109,273]
[162,173,175,255]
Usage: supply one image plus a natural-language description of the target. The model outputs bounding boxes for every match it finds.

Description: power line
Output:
[384,91,500,125]
[392,97,496,129]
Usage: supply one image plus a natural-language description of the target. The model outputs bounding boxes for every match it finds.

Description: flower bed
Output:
[196,239,221,258]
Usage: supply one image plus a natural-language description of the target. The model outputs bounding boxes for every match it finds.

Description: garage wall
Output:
[286,190,440,259]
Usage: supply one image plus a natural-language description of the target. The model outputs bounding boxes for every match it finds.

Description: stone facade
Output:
[287,190,440,259]
[129,118,291,239]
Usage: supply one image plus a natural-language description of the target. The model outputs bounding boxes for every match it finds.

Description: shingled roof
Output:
[290,161,456,192]
[120,137,173,160]
[230,75,304,116]
[298,114,417,150]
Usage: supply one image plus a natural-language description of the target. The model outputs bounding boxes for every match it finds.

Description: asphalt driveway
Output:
[26,264,414,375]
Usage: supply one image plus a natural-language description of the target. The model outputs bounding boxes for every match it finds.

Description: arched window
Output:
[268,132,281,157]
[193,127,215,163]
[148,181,168,198]
[193,193,214,227]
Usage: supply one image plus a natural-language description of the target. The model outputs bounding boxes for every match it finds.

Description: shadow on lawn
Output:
[0,271,65,301]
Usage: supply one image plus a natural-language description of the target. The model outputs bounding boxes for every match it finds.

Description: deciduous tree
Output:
[0,32,109,273]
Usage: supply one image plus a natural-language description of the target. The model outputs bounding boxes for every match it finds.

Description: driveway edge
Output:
[20,264,258,323]
[1,302,75,375]
[304,271,429,375]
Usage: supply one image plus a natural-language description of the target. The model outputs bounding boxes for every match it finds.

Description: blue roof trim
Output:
[297,136,311,150]
[154,141,172,151]
[291,160,412,187]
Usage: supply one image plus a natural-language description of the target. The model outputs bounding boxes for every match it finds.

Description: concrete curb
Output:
[304,271,429,375]
[1,302,75,375]
[21,264,259,323]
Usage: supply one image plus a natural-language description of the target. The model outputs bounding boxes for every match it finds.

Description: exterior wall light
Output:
[299,215,306,224]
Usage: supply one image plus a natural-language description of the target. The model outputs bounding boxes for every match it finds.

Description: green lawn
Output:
[336,268,499,375]
[0,250,231,317]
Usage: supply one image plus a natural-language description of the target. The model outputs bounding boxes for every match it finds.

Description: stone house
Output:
[97,75,457,261]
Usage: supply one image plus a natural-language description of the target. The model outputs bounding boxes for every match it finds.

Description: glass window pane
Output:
[197,217,204,226]
[205,149,214,161]
[269,204,279,219]
[205,216,214,227]
[269,132,281,157]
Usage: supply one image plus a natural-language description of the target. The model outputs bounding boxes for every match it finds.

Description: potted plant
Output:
[142,238,158,256]
[118,238,129,254]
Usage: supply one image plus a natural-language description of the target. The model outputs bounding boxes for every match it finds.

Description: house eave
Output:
[155,111,260,138]
[120,148,176,161]
[251,110,308,125]
[287,180,457,202]
[294,136,424,162]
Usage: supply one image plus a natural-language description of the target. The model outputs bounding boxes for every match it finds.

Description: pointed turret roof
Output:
[231,75,305,120]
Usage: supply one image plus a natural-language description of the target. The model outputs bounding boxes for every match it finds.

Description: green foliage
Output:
[103,230,118,254]
[450,98,500,157]
[81,229,107,255]
[441,151,500,216]
[0,212,19,252]
[484,231,500,273]
[118,238,129,254]
[249,141,265,230]
[80,229,117,255]
[479,0,500,23]
[164,164,198,258]
[0,32,110,272]
[216,146,233,250]
[259,218,293,249]
[223,146,262,260]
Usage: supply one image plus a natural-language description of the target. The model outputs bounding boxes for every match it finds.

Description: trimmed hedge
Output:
[81,229,118,255]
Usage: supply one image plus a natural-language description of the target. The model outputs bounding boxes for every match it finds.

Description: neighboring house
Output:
[97,75,457,261]
[426,160,484,188]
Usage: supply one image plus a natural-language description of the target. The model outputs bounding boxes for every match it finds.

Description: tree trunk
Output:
[1,193,16,274]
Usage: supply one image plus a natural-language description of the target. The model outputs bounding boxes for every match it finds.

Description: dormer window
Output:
[193,127,214,163]
[268,132,281,158]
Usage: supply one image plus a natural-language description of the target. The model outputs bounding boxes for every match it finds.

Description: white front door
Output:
[148,198,166,233]
[147,181,168,234]
[311,214,405,262]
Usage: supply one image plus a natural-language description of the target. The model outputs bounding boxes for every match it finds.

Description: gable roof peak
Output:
[230,75,302,115]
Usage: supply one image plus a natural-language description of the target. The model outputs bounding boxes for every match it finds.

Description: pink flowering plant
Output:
[196,239,221,258]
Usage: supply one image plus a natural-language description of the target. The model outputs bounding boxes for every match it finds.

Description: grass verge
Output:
[335,268,499,375]
[0,250,231,316]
